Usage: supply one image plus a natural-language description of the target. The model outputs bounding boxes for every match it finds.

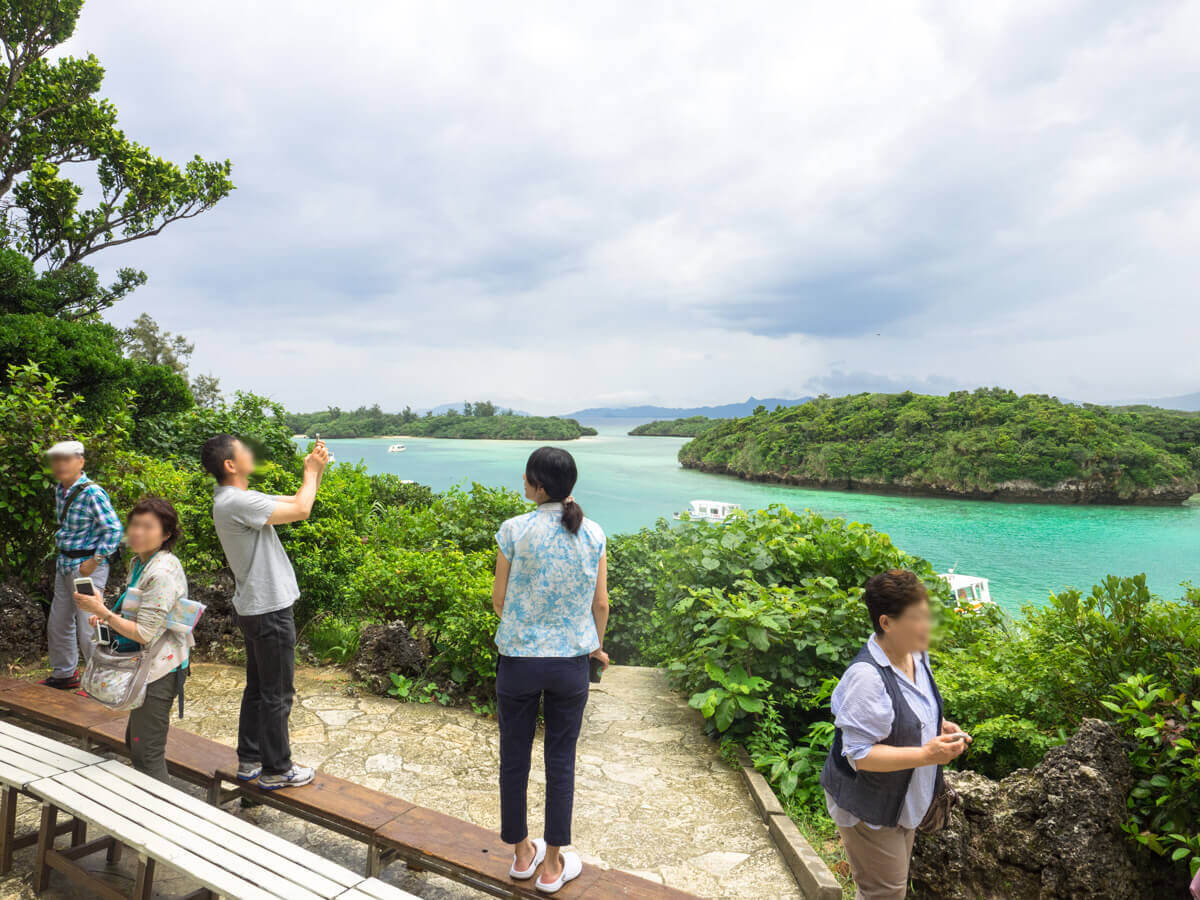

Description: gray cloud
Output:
[52,0,1200,412]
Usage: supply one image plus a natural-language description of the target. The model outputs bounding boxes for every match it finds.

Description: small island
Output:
[629,415,720,437]
[678,389,1200,504]
[288,402,598,440]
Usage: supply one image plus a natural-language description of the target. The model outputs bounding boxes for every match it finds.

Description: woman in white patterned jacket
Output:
[75,497,191,781]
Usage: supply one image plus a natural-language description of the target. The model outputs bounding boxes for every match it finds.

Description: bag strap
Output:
[56,481,89,525]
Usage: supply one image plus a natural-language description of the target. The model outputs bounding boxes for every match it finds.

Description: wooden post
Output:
[106,836,123,864]
[0,785,16,875]
[70,816,87,847]
[33,802,56,893]
[132,853,156,900]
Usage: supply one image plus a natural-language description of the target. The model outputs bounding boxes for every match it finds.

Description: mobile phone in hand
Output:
[73,577,95,596]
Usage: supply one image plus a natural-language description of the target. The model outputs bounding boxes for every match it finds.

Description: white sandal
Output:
[536,850,582,893]
[510,837,547,880]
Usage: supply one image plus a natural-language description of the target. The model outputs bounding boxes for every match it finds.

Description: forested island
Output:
[678,389,1200,504]
[288,402,597,440]
[628,415,719,436]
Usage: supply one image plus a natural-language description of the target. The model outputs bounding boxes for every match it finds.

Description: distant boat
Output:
[388,443,407,453]
[673,499,742,523]
[940,570,993,610]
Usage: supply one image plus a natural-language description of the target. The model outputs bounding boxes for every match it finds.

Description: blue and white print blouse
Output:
[494,502,605,658]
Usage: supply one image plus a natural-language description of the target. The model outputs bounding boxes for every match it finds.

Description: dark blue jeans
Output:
[497,654,590,846]
[237,606,296,776]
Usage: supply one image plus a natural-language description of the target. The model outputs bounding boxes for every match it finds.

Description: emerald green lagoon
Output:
[314,423,1198,612]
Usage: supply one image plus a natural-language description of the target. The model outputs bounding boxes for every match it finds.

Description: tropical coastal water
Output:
[309,422,1198,613]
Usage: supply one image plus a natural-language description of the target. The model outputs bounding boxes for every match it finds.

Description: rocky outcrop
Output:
[350,620,430,695]
[0,578,47,665]
[679,461,1197,506]
[910,718,1146,899]
[188,570,242,659]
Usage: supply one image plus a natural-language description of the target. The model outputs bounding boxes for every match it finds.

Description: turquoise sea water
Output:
[312,423,1198,613]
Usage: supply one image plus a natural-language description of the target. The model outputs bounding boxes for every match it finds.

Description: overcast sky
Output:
[64,1,1200,413]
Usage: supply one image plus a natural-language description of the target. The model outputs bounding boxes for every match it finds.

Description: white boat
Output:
[673,499,742,523]
[388,443,407,453]
[940,570,993,611]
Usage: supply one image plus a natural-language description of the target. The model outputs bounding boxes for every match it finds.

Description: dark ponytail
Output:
[526,446,584,534]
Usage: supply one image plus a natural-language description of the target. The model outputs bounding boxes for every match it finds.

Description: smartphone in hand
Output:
[73,577,95,596]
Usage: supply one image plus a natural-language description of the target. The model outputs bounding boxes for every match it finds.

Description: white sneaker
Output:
[536,851,582,893]
[510,838,547,880]
[258,764,314,790]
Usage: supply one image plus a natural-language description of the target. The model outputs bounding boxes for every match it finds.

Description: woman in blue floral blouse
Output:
[491,446,609,894]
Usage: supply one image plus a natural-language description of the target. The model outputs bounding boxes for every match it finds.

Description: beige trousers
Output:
[837,820,915,900]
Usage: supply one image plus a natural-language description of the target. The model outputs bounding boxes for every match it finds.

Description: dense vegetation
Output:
[605,510,1200,886]
[628,415,719,436]
[678,389,1200,503]
[288,402,597,440]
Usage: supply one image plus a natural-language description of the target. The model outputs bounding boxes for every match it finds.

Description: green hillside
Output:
[677,389,1200,504]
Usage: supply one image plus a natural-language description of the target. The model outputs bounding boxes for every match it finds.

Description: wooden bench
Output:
[0,719,105,875]
[0,680,698,898]
[374,806,696,899]
[30,758,421,900]
[0,678,123,740]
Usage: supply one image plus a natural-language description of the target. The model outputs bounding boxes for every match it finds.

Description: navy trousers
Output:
[497,654,590,846]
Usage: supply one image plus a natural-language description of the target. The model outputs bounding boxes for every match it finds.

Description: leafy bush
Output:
[303,615,365,665]
[135,392,298,469]
[1104,673,1200,882]
[0,363,131,578]
[937,574,1200,779]
[606,506,947,811]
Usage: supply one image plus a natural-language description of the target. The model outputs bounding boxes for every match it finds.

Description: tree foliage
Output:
[629,415,718,436]
[288,404,596,440]
[0,311,191,419]
[679,388,1199,501]
[0,361,129,576]
[0,0,233,318]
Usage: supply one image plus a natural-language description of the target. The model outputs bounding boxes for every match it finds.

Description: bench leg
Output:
[70,817,86,847]
[33,803,56,894]
[106,837,123,864]
[0,785,16,875]
[133,853,156,900]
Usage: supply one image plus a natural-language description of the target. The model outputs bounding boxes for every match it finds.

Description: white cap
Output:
[45,440,85,457]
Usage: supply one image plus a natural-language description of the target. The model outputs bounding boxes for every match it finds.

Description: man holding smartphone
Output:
[41,441,124,690]
[201,434,329,790]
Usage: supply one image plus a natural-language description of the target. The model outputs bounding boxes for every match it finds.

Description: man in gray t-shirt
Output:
[203,433,328,790]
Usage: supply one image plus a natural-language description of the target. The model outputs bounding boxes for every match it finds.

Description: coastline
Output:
[678,460,1198,506]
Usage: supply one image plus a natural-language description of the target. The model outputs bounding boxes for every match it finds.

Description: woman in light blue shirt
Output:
[491,447,609,894]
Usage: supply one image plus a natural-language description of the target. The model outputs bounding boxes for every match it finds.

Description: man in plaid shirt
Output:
[41,440,123,690]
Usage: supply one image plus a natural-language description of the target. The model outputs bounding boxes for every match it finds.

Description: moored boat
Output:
[388,443,406,453]
[940,570,993,611]
[673,499,742,523]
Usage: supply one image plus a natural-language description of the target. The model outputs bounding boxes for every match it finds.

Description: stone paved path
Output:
[1,663,801,899]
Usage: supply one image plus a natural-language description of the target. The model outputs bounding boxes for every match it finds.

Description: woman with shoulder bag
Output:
[819,569,971,900]
[74,497,192,781]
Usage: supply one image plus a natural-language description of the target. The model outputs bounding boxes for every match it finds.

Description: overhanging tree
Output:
[0,0,234,320]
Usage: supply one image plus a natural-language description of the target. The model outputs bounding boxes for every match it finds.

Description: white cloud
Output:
[53,0,1200,412]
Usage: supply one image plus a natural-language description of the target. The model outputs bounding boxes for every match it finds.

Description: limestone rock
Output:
[349,620,430,694]
[911,718,1145,899]
[0,578,46,664]
[188,570,242,659]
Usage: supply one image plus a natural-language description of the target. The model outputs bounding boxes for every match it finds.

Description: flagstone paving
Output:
[0,663,801,899]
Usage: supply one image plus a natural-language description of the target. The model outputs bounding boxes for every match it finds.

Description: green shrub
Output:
[0,363,131,578]
[1104,673,1200,882]
[135,391,298,469]
[303,615,365,665]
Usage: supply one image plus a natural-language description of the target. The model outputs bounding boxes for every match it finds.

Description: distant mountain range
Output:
[1138,392,1200,412]
[564,396,812,419]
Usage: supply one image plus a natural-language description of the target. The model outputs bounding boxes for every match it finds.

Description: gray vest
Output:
[819,642,944,828]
